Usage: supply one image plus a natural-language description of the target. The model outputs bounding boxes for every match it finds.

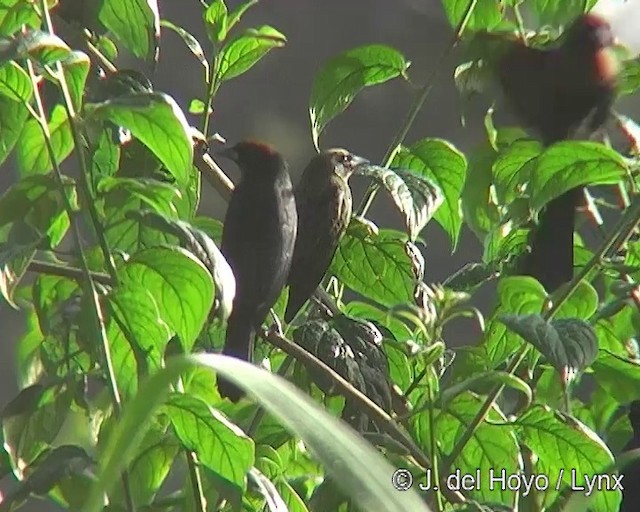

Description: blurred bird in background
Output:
[285,149,369,323]
[217,141,297,402]
[486,13,620,292]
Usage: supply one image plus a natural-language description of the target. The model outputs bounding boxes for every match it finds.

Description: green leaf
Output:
[529,0,599,26]
[118,246,214,350]
[0,61,32,102]
[331,222,419,308]
[160,20,208,80]
[2,384,73,473]
[4,30,70,66]
[89,92,193,186]
[392,138,467,247]
[483,276,546,366]
[358,163,443,243]
[227,0,259,34]
[16,104,74,175]
[106,288,170,399]
[553,280,599,320]
[188,98,208,115]
[619,57,640,96]
[461,142,501,240]
[203,0,228,43]
[163,393,254,489]
[99,0,160,60]
[61,51,90,111]
[517,405,620,512]
[0,0,40,37]
[0,96,27,165]
[83,355,432,512]
[131,211,236,322]
[125,427,179,505]
[530,142,627,211]
[412,393,519,504]
[499,315,598,378]
[0,173,75,247]
[309,44,409,149]
[441,0,503,32]
[492,138,542,204]
[592,350,640,404]
[216,25,286,82]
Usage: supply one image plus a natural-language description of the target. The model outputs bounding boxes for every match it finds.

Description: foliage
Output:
[0,0,639,511]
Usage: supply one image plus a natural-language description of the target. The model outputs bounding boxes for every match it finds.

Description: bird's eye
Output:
[339,153,352,165]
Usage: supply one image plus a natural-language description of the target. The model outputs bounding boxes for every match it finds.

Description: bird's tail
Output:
[522,188,580,292]
[217,311,255,402]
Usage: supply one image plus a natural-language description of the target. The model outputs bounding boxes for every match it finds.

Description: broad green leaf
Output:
[517,405,620,512]
[216,25,286,82]
[160,20,208,80]
[499,315,598,378]
[2,384,73,474]
[99,0,160,60]
[118,246,214,350]
[529,0,599,26]
[124,427,179,505]
[530,142,627,211]
[16,104,74,175]
[412,392,519,505]
[309,45,409,149]
[188,98,207,114]
[592,350,640,404]
[89,92,193,185]
[553,279,599,320]
[331,222,418,308]
[483,276,546,366]
[0,173,75,247]
[131,211,236,321]
[163,393,254,489]
[441,0,503,32]
[106,288,170,398]
[83,355,433,512]
[0,0,39,37]
[203,0,228,43]
[358,163,443,243]
[0,224,38,307]
[2,30,70,66]
[0,61,31,102]
[492,138,542,204]
[61,51,90,111]
[461,142,501,240]
[0,96,27,165]
[619,57,640,96]
[392,138,467,248]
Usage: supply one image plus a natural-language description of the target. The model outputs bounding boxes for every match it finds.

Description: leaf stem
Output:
[39,2,134,508]
[356,0,478,218]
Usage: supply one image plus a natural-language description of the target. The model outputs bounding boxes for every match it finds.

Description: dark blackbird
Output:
[217,141,297,402]
[284,149,368,323]
[492,14,619,292]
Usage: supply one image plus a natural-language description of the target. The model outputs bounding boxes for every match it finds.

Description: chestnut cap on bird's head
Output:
[321,148,369,180]
[564,14,615,51]
[215,139,286,176]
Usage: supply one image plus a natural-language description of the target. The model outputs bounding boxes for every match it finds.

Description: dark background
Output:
[1,0,639,509]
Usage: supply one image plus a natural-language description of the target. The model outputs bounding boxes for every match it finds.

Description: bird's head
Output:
[323,148,369,180]
[216,140,286,179]
[561,13,619,85]
[564,14,615,51]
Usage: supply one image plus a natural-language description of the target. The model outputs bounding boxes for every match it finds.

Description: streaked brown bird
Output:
[491,13,619,292]
[284,149,368,323]
[217,141,297,402]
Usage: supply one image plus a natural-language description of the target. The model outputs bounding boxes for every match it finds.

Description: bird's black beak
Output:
[214,145,239,163]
